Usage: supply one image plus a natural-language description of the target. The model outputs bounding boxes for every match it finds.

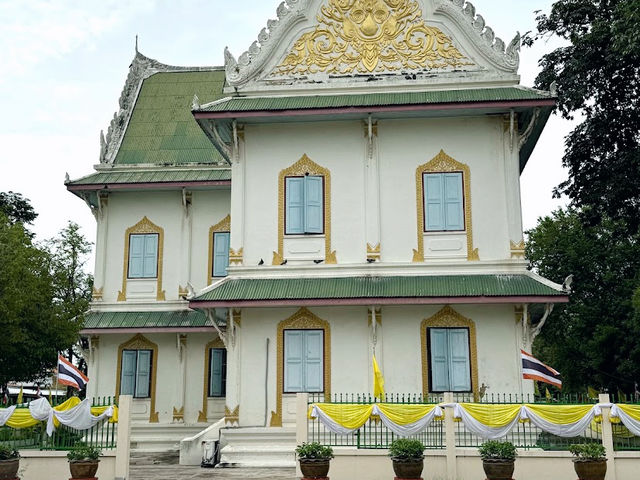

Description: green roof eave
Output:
[80,309,216,333]
[189,274,568,308]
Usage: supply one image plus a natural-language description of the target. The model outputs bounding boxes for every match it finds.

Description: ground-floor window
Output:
[284,329,323,393]
[428,327,471,392]
[120,349,152,398]
[208,348,227,397]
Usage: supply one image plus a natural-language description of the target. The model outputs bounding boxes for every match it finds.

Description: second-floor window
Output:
[285,175,324,235]
[212,232,230,277]
[128,233,159,278]
[120,349,152,398]
[423,172,464,232]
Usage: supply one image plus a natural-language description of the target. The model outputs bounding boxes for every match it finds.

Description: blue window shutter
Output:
[209,348,226,397]
[128,235,145,278]
[448,329,471,392]
[285,177,305,234]
[303,331,324,392]
[429,329,450,391]
[213,232,230,277]
[120,350,137,395]
[284,331,304,392]
[443,173,464,231]
[424,174,445,231]
[304,176,323,234]
[142,234,158,278]
[135,350,151,398]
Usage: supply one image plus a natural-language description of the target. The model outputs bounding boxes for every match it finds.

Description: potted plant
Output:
[388,438,425,479]
[0,446,19,480]
[569,443,607,480]
[295,442,334,479]
[67,445,102,479]
[478,440,517,480]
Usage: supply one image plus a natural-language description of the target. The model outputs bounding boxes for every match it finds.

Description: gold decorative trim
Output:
[117,216,165,302]
[367,307,382,326]
[420,306,479,400]
[271,307,331,427]
[274,154,336,264]
[514,305,524,323]
[510,240,526,259]
[199,336,225,423]
[92,287,103,301]
[225,405,240,425]
[231,309,242,328]
[172,406,184,422]
[272,0,472,75]
[413,150,477,262]
[229,247,243,265]
[178,285,189,298]
[363,121,378,137]
[367,243,381,261]
[116,334,159,423]
[208,214,231,285]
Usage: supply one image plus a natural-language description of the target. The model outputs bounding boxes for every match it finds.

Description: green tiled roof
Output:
[68,168,230,186]
[192,274,565,303]
[82,310,212,329]
[116,70,227,165]
[198,87,553,113]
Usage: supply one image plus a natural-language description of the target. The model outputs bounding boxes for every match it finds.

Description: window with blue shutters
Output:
[285,175,324,235]
[283,329,324,393]
[427,328,471,392]
[128,234,159,278]
[423,172,464,232]
[212,232,230,277]
[208,348,227,397]
[120,349,153,398]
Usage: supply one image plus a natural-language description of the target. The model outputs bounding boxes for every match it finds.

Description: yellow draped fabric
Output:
[525,404,594,424]
[460,403,521,428]
[2,397,118,429]
[617,404,640,422]
[376,404,441,425]
[308,403,373,430]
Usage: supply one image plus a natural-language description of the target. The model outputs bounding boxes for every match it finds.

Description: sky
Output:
[0,0,570,263]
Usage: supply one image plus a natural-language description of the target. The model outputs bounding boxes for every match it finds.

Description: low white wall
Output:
[18,450,116,480]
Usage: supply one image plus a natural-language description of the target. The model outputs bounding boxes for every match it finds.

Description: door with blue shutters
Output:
[283,329,324,392]
[428,328,471,392]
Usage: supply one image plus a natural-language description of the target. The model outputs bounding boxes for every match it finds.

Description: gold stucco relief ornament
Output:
[272,0,473,75]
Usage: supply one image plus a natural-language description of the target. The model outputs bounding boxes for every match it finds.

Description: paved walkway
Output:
[129,465,296,480]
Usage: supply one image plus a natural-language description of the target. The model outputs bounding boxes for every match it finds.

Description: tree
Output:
[526,208,640,392]
[0,191,37,225]
[525,0,640,236]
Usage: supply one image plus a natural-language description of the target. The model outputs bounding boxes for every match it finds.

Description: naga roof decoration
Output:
[271,0,473,75]
[224,0,521,88]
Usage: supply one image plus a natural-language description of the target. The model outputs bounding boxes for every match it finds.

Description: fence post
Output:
[295,393,309,480]
[599,393,617,480]
[443,392,457,480]
[115,395,132,480]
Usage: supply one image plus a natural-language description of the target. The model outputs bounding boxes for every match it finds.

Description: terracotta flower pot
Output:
[482,459,515,480]
[69,460,99,479]
[299,459,330,478]
[0,458,19,480]
[573,459,607,480]
[391,457,424,479]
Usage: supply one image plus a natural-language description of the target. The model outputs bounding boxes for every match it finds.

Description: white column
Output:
[503,114,525,251]
[180,191,193,292]
[443,392,457,480]
[599,393,618,480]
[114,395,132,480]
[88,336,100,401]
[230,133,245,262]
[364,120,381,261]
[225,310,242,426]
[94,196,108,296]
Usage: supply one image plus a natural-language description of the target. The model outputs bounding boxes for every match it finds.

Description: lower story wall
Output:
[18,451,116,480]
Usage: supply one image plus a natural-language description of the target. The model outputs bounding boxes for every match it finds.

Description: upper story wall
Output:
[233,112,523,268]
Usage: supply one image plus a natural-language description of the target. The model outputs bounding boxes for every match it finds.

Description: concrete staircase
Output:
[218,427,296,468]
[130,423,206,453]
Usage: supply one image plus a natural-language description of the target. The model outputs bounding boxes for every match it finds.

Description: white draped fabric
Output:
[371,404,443,437]
[611,405,640,436]
[453,404,525,440]
[522,404,602,438]
[309,404,360,435]
[29,398,114,436]
[0,405,16,427]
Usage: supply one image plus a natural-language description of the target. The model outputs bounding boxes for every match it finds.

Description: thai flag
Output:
[521,350,562,389]
[57,355,89,390]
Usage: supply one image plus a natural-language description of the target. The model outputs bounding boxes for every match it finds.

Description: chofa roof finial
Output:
[135,34,139,54]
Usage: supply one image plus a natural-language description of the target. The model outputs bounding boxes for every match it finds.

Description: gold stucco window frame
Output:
[198,337,226,423]
[273,154,337,265]
[270,307,331,427]
[116,333,159,423]
[117,216,166,301]
[420,306,479,400]
[207,214,231,285]
[413,150,479,262]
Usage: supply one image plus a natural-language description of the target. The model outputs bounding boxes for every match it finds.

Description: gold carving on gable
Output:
[272,0,473,76]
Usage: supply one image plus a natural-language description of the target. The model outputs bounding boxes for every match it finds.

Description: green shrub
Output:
[388,438,425,460]
[66,445,102,462]
[295,442,334,460]
[478,441,517,461]
[569,443,606,460]
[0,445,19,461]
